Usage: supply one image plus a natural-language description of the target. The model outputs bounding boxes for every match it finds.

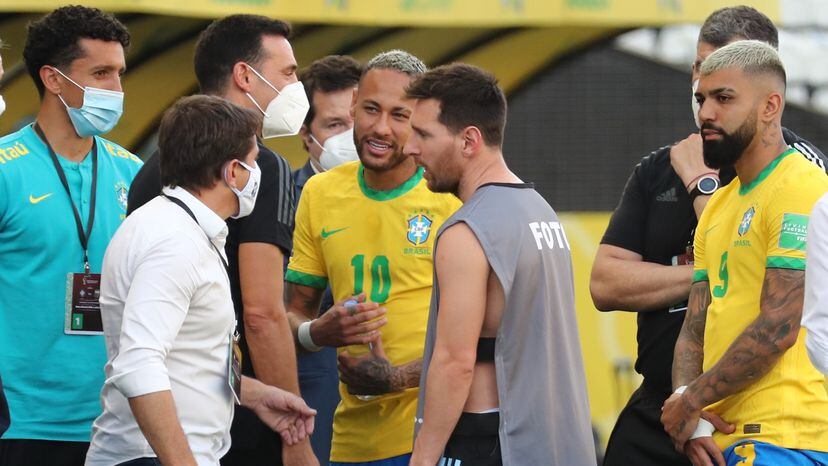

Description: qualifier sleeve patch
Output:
[779,213,809,251]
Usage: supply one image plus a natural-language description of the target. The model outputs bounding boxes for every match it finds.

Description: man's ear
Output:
[299,124,312,153]
[40,66,63,96]
[461,126,483,158]
[762,92,784,123]
[231,62,253,94]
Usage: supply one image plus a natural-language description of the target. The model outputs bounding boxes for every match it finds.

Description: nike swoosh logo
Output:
[29,193,53,204]
[321,227,349,239]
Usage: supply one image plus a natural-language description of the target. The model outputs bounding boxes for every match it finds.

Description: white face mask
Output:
[225,159,261,219]
[691,79,701,129]
[244,65,309,139]
[312,128,359,171]
[0,95,5,117]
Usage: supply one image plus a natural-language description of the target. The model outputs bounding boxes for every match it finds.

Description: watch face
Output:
[698,177,719,194]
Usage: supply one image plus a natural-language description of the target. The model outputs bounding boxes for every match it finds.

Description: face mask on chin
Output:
[225,159,262,219]
[52,67,124,137]
[244,65,309,139]
[312,128,359,171]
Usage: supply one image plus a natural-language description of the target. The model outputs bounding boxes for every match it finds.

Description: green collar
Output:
[358,164,423,201]
[739,148,796,196]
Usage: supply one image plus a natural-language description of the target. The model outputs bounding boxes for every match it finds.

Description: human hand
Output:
[670,133,718,191]
[661,391,701,452]
[311,294,387,347]
[683,411,733,466]
[338,337,400,396]
[248,384,316,446]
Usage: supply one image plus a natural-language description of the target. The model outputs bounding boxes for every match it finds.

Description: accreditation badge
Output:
[228,331,243,404]
[64,272,104,335]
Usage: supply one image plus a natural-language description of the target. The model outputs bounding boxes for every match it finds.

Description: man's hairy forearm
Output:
[685,269,803,409]
[591,250,693,312]
[673,281,709,389]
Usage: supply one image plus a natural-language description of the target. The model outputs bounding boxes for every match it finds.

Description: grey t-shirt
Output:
[416,183,595,465]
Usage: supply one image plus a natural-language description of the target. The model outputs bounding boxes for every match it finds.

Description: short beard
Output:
[426,172,460,196]
[702,113,756,169]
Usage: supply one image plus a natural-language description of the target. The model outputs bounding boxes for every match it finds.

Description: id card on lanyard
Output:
[34,124,104,335]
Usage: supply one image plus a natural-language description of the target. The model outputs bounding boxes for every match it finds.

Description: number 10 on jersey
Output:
[351,254,392,303]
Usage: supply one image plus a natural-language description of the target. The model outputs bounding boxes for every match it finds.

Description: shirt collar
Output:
[161,186,228,242]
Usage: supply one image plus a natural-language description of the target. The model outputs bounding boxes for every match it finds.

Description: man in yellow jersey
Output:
[285,49,461,466]
[661,40,828,466]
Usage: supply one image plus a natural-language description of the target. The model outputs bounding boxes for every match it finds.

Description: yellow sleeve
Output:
[692,200,710,283]
[286,180,328,289]
[764,175,828,271]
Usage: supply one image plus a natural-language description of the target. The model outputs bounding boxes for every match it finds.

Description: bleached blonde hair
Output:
[699,39,786,85]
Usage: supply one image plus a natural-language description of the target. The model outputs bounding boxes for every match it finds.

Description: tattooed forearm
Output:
[390,359,423,391]
[285,282,323,320]
[673,281,710,389]
[343,358,423,395]
[687,268,803,409]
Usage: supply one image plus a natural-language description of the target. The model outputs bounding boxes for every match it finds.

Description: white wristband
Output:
[690,418,716,439]
[298,320,322,352]
[674,385,687,395]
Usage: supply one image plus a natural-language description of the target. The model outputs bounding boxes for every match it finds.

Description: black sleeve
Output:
[600,161,650,256]
[783,126,828,173]
[235,146,294,254]
[126,150,162,216]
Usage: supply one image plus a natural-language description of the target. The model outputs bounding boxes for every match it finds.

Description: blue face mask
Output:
[53,67,124,137]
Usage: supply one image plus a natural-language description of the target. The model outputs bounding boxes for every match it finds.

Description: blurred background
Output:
[2,0,828,452]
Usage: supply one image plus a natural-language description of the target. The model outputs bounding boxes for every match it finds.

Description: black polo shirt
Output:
[601,128,826,396]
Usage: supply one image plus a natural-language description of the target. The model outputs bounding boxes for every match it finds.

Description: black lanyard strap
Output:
[163,194,229,270]
[33,123,97,273]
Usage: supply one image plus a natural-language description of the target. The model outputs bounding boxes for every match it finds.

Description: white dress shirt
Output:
[803,193,828,376]
[86,186,236,466]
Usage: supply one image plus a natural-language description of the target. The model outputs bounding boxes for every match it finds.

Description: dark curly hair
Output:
[299,55,362,126]
[23,5,130,97]
[194,15,291,95]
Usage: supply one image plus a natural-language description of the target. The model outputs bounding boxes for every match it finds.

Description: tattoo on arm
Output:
[673,281,710,389]
[348,358,423,395]
[687,268,804,408]
[390,359,423,391]
[285,283,322,320]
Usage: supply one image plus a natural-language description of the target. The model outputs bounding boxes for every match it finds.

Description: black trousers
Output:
[0,439,89,466]
[441,412,502,466]
[220,405,283,466]
[603,384,692,466]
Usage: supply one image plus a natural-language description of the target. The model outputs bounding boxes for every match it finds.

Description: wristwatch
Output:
[689,175,720,202]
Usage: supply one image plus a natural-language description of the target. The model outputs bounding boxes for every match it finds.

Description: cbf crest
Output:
[407,213,433,246]
[739,206,756,236]
[115,181,129,211]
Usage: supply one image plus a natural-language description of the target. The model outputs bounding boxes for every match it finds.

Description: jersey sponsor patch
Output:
[779,213,808,251]
[0,142,30,165]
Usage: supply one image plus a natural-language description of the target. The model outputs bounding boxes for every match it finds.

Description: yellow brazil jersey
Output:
[693,149,828,452]
[286,161,461,462]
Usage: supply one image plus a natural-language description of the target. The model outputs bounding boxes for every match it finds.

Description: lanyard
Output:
[163,194,229,270]
[33,123,97,273]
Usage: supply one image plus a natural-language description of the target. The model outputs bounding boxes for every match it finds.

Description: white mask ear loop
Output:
[244,64,284,117]
[309,133,325,151]
[51,67,85,91]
